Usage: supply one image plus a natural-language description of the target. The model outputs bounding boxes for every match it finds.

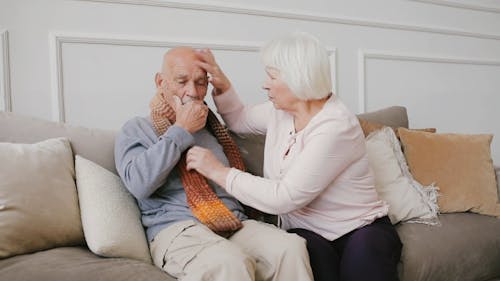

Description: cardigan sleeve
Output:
[225,118,365,215]
[213,87,273,135]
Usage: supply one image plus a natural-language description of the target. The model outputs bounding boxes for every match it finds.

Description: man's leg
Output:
[229,220,313,281]
[337,217,402,281]
[288,228,340,281]
[150,220,255,281]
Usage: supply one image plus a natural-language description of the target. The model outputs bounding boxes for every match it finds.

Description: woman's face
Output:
[262,67,300,111]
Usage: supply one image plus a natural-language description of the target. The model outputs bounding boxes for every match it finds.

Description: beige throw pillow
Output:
[0,138,84,258]
[366,127,439,225]
[399,128,500,217]
[75,155,152,263]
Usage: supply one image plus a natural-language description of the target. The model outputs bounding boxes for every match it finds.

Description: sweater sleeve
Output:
[114,119,195,199]
[213,87,273,135]
[225,119,365,215]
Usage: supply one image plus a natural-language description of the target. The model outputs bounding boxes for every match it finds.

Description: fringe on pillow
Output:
[384,127,441,226]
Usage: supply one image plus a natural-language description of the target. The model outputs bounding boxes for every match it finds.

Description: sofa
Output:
[0,106,499,281]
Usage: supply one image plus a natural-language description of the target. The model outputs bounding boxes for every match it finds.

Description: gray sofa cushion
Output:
[396,213,500,281]
[231,132,266,177]
[0,247,173,281]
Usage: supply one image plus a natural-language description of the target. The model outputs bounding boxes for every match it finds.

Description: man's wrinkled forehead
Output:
[171,64,207,80]
[165,54,207,79]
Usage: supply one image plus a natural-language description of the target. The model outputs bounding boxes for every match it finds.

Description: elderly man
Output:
[114,47,313,281]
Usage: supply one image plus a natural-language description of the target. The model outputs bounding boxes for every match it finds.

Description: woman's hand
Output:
[186,146,230,188]
[196,48,231,95]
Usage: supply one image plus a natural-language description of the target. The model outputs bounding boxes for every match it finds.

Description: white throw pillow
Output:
[366,127,440,225]
[75,155,152,263]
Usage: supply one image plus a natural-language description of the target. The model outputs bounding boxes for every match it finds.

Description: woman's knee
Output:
[346,227,400,260]
[289,228,330,249]
[289,228,340,281]
[340,225,401,281]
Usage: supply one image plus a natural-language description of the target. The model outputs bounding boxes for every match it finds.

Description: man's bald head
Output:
[162,47,198,74]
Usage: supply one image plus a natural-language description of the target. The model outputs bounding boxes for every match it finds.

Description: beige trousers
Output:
[150,220,313,281]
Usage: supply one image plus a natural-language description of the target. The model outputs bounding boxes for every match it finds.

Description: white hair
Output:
[260,31,332,100]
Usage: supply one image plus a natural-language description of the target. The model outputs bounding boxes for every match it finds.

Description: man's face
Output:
[158,51,209,105]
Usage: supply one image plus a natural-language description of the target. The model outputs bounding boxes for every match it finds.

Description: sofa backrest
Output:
[357,106,408,128]
[0,106,408,176]
[0,112,117,174]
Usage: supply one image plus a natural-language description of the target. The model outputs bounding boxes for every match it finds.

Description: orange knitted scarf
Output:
[150,92,244,236]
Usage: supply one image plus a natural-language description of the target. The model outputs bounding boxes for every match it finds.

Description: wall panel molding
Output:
[410,0,500,14]
[77,0,500,41]
[1,29,12,112]
[50,32,336,122]
[357,49,500,112]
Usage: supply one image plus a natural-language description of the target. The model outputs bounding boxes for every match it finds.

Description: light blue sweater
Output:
[114,116,247,242]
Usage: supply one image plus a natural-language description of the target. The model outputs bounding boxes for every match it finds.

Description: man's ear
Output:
[155,72,165,89]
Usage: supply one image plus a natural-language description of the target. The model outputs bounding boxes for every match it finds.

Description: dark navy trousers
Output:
[288,216,402,281]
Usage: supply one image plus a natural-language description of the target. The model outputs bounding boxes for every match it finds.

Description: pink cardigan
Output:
[214,88,388,240]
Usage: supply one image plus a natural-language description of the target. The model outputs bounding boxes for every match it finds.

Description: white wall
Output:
[1,0,500,162]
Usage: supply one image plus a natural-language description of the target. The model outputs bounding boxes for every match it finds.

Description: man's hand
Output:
[196,49,231,96]
[170,95,208,134]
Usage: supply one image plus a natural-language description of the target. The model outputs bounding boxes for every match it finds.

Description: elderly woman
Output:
[189,32,402,281]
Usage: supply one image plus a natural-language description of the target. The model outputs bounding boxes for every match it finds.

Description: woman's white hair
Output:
[260,31,332,100]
